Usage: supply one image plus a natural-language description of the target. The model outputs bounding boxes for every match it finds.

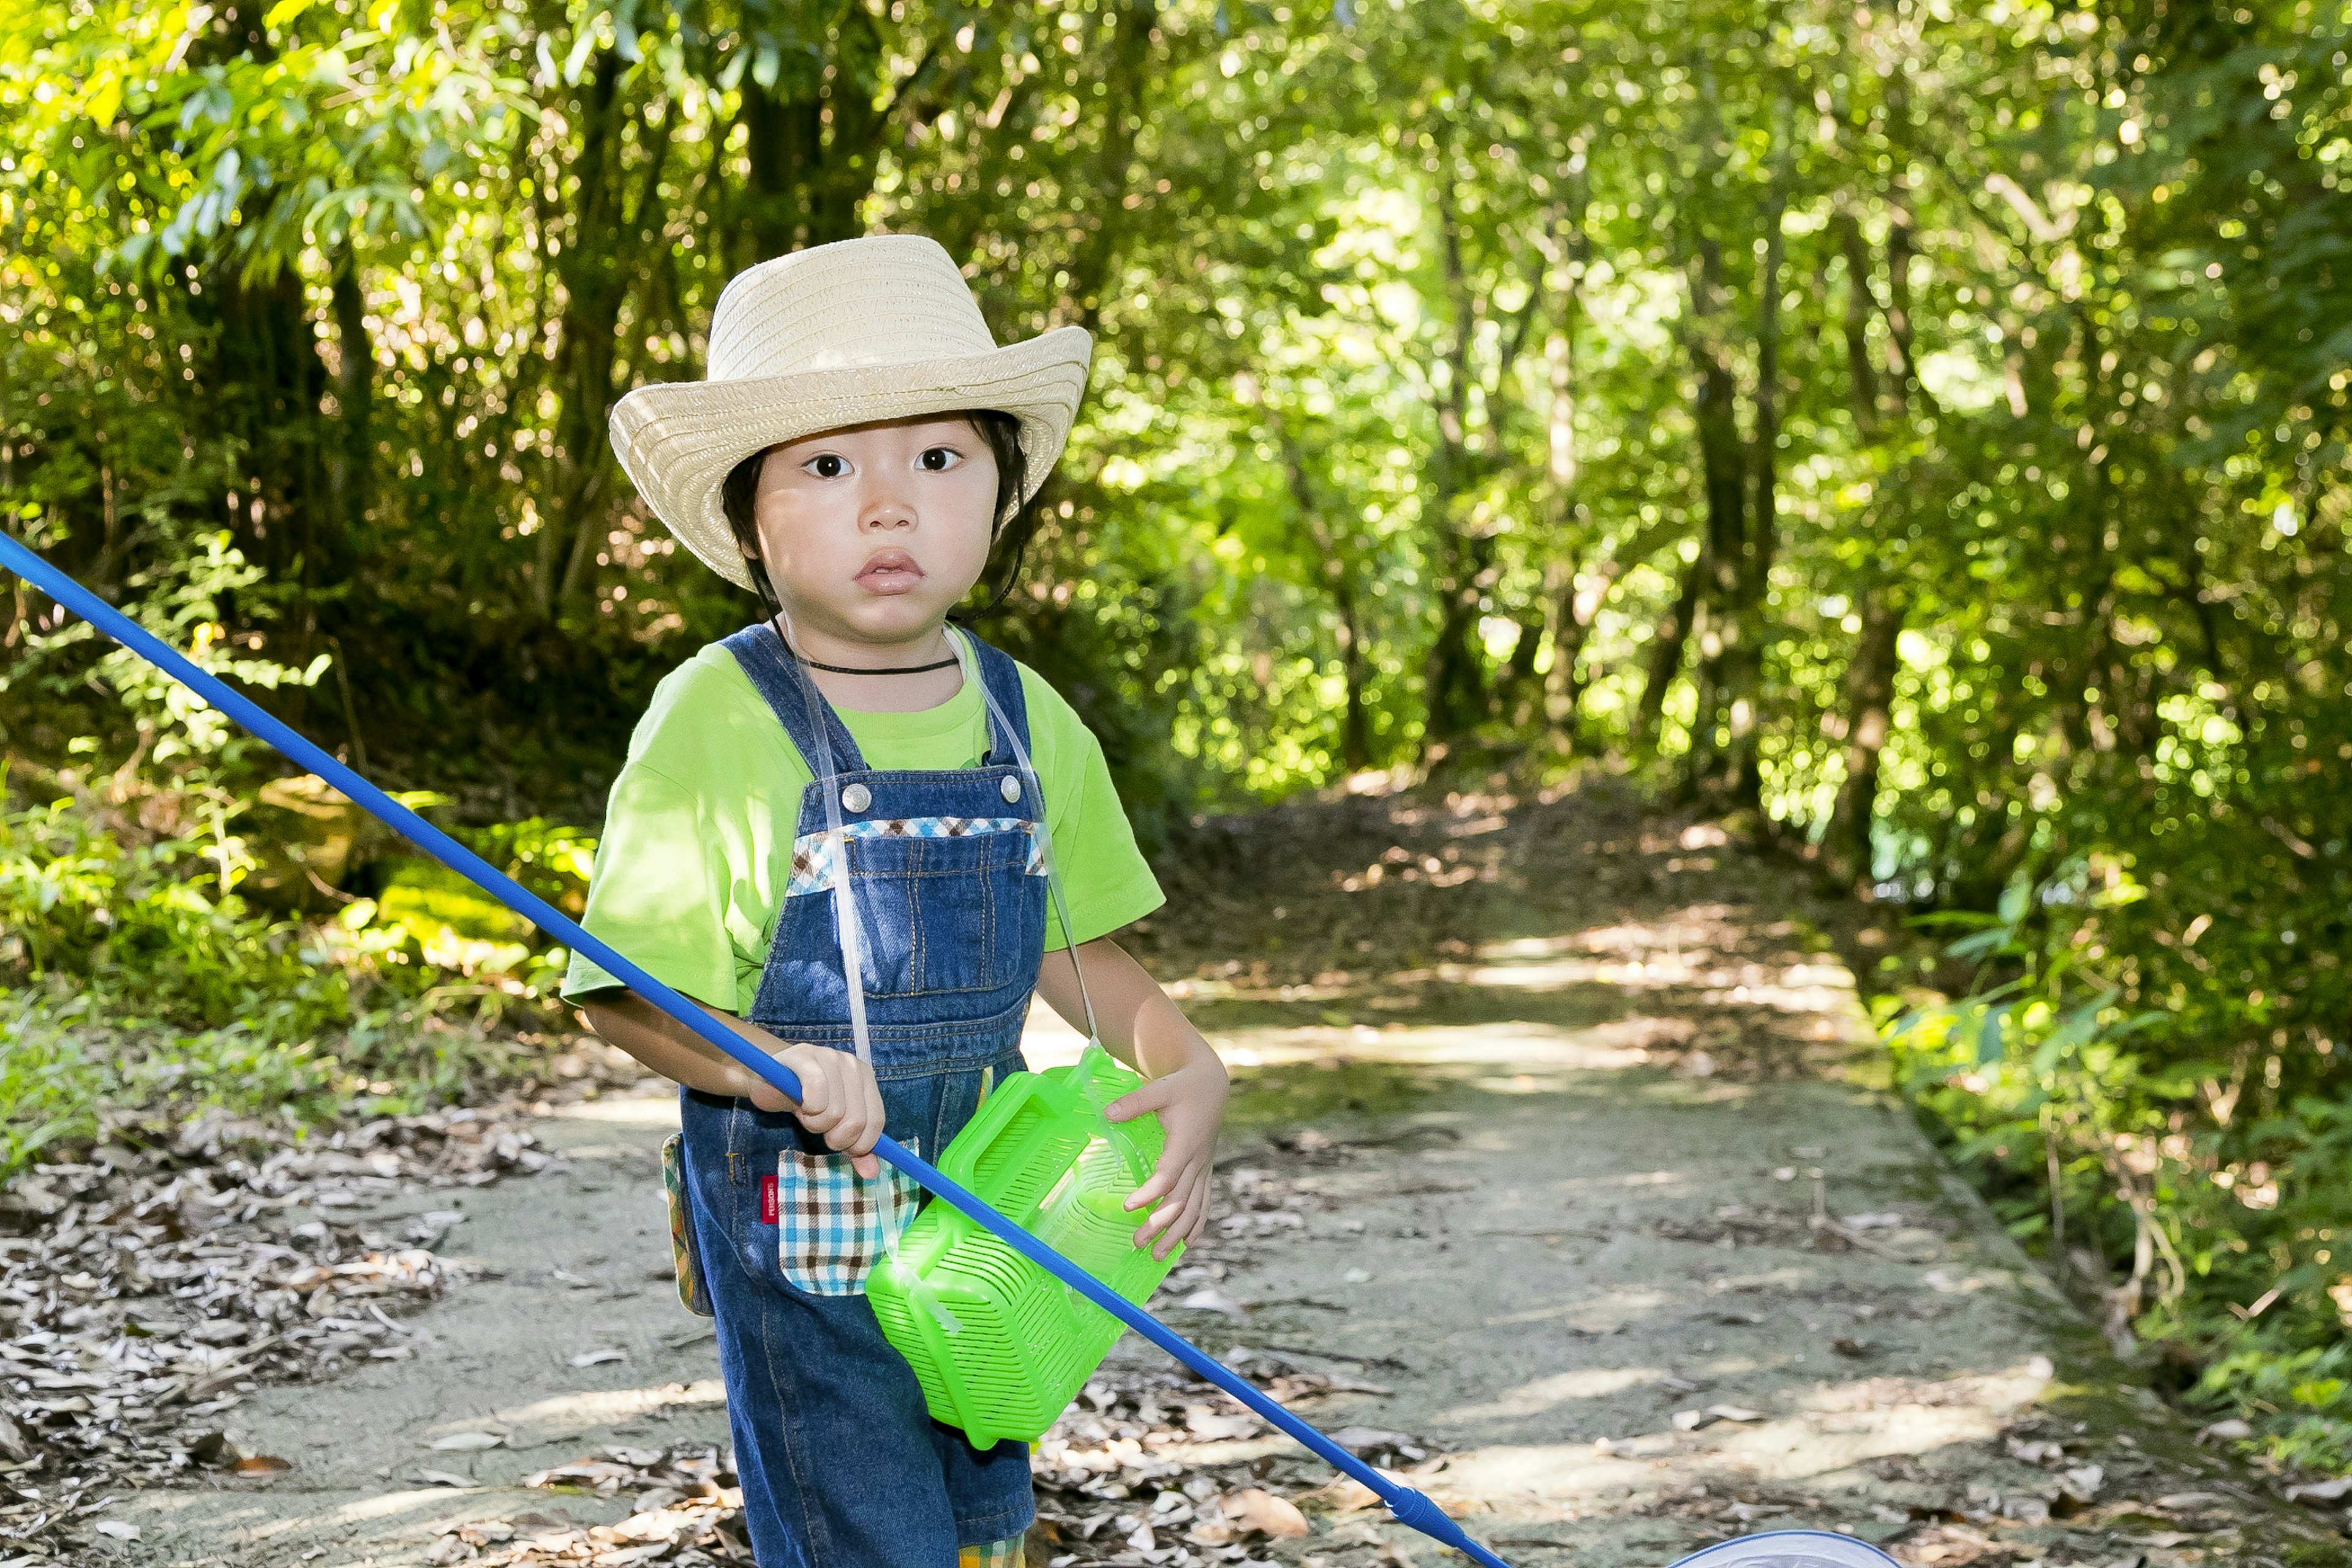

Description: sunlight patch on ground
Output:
[1709,1399,2015,1482]
[1185,1020,1662,1072]
[1482,1286,1677,1333]
[123,1485,485,1555]
[454,1377,728,1447]
[1022,997,1090,1068]
[1434,1381,2022,1518]
[551,1093,684,1128]
[1025,1000,1684,1079]
[1437,951,1859,1006]
[1436,1365,1668,1423]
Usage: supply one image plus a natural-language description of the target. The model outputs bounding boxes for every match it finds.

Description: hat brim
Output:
[608,326,1093,592]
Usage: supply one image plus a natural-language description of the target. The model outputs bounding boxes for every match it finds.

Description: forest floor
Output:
[51,775,2352,1567]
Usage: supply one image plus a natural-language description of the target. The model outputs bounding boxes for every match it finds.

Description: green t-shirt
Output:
[560,641,1165,1014]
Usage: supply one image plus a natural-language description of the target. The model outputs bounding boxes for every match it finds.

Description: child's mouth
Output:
[855,551,924,595]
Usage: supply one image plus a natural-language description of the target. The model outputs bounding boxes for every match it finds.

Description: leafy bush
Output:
[1887,859,2352,1467]
[0,778,597,1178]
[0,786,348,1035]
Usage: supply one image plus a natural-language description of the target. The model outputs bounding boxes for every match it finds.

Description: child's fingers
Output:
[786,1051,833,1122]
[1124,1117,1218,1210]
[1149,1180,1210,1259]
[826,1061,886,1178]
[813,1057,866,1141]
[1122,1153,1186,1212]
[1132,1158,1207,1245]
[834,1074,884,1156]
[1104,1078,1175,1124]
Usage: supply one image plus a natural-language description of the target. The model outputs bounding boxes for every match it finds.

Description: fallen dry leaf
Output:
[2059,1462,2104,1502]
[428,1430,505,1450]
[235,1454,293,1477]
[1221,1487,1311,1539]
[2285,1474,2352,1504]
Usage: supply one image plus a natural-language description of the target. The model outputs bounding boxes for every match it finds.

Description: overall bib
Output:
[674,620,1054,1566]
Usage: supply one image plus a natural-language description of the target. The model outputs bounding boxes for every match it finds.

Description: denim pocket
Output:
[776,1139,924,1296]
[843,826,1042,998]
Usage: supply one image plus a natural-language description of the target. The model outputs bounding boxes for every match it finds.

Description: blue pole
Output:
[0,534,1513,1567]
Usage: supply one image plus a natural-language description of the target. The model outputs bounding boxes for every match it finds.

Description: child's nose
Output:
[859,489,916,530]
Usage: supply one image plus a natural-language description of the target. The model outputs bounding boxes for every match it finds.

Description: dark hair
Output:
[721,410,1028,621]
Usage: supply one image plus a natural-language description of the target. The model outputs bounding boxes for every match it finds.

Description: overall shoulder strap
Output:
[720,622,870,778]
[959,631,1034,766]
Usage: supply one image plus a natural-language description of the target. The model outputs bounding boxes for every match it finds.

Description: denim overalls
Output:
[673,620,1055,1566]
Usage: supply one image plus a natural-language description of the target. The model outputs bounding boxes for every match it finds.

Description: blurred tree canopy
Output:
[2,0,2350,1441]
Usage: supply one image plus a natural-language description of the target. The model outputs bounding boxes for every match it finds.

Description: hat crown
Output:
[706,235,998,382]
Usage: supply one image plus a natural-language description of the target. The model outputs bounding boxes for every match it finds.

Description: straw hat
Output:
[608,233,1093,591]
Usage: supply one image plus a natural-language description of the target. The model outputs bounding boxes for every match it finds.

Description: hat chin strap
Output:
[774,604,876,1069]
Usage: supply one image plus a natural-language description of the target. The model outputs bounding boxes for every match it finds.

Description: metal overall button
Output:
[1000,775,1021,804]
[841,783,871,812]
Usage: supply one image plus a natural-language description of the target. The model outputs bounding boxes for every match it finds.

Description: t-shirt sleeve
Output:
[559,761,748,1009]
[1040,712,1165,951]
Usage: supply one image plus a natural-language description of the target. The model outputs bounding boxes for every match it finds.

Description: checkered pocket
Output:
[776,1139,923,1296]
[660,1134,714,1318]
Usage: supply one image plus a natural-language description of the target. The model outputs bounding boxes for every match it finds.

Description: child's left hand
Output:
[1106,1041,1228,1261]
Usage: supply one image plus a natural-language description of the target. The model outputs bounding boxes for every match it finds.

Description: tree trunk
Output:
[1882,201,1919,417]
[539,58,675,616]
[1067,0,1157,334]
[1418,166,1487,753]
[1681,235,1746,790]
[328,246,374,562]
[1548,515,1684,744]
[1823,584,1904,889]
[179,2,344,639]
[1636,549,1706,745]
[1539,183,1590,742]
[1726,156,1788,810]
[537,50,630,616]
[737,6,899,261]
[1833,209,1883,437]
[1272,413,1372,771]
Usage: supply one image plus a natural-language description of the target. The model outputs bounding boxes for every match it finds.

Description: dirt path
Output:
[112,780,2338,1567]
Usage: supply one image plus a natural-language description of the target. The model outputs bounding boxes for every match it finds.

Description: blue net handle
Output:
[0,533,1515,1568]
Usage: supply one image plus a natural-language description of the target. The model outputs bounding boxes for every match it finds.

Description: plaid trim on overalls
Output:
[786,816,1046,896]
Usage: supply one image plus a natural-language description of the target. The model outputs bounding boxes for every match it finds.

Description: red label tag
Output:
[759,1174,778,1225]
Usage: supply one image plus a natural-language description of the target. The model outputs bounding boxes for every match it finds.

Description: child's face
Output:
[751,414,999,644]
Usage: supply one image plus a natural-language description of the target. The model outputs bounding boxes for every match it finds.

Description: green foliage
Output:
[1,0,2346,1461]
[1890,858,2352,1461]
[0,786,348,1033]
[0,778,586,1178]
[0,995,111,1174]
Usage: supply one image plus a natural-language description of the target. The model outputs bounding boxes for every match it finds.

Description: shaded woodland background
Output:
[2,0,2349,1474]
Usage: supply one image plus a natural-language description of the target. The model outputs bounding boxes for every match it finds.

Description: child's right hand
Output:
[748,1043,886,1178]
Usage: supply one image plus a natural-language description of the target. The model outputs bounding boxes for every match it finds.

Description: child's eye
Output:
[802,453,850,479]
[917,447,964,472]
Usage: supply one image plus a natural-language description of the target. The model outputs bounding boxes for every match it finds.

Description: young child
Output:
[561,234,1229,1567]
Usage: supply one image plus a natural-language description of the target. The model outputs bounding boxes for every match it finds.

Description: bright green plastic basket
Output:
[869,1042,1183,1446]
